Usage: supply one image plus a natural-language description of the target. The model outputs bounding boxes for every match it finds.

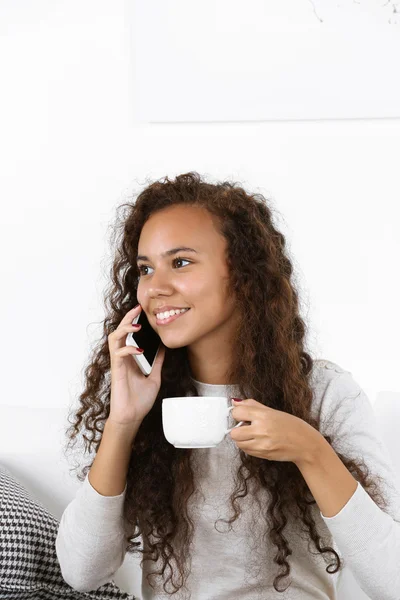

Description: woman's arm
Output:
[298,373,400,600]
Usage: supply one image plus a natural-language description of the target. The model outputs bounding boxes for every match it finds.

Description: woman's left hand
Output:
[229,398,322,466]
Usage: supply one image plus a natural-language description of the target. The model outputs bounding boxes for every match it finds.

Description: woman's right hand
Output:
[107,304,166,428]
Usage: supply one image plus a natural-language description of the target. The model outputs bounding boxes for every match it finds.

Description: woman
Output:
[56,172,400,600]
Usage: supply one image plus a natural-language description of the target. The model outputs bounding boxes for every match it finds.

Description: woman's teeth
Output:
[156,308,190,321]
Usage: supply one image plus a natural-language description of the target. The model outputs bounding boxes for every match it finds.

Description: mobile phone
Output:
[125,307,162,376]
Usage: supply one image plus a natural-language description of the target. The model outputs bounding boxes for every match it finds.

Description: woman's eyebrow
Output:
[136,247,199,262]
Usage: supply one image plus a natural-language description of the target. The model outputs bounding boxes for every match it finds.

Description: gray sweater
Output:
[56,360,400,599]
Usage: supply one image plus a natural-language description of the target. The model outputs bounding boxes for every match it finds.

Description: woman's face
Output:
[136,204,240,358]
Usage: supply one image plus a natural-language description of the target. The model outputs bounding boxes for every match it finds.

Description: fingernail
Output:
[137,348,144,352]
[231,397,243,402]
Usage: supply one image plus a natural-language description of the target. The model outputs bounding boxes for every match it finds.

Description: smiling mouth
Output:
[155,308,191,326]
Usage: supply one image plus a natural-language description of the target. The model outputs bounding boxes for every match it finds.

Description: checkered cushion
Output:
[0,465,136,600]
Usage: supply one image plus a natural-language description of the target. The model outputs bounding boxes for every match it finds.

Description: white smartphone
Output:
[125,307,162,376]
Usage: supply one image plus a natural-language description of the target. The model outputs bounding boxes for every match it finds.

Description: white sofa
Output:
[1,391,399,599]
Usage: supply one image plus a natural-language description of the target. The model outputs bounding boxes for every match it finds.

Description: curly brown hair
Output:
[64,171,390,596]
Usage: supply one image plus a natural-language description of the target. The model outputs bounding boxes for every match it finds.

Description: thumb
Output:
[154,343,166,370]
[148,344,166,382]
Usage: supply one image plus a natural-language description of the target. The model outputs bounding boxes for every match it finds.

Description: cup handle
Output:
[225,405,245,434]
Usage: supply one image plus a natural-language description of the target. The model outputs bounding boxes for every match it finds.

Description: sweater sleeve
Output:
[318,368,400,600]
[55,472,129,593]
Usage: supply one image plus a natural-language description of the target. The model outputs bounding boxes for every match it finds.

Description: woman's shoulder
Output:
[308,358,368,424]
[311,358,349,375]
[309,359,352,390]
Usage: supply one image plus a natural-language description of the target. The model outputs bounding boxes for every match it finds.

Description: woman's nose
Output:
[147,269,173,292]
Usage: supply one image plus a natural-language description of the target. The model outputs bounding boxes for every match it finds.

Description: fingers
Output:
[114,344,144,358]
[122,303,142,323]
[109,304,143,350]
[113,322,142,341]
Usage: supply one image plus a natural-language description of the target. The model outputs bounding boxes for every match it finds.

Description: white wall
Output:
[1,0,399,414]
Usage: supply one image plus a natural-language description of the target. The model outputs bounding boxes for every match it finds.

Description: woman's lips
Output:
[155,308,190,326]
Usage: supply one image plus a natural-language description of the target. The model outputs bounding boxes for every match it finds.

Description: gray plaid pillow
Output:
[0,465,136,600]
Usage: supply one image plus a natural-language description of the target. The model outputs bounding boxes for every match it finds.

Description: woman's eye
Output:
[137,257,191,276]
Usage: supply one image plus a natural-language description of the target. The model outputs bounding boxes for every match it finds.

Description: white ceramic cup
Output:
[162,396,246,448]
